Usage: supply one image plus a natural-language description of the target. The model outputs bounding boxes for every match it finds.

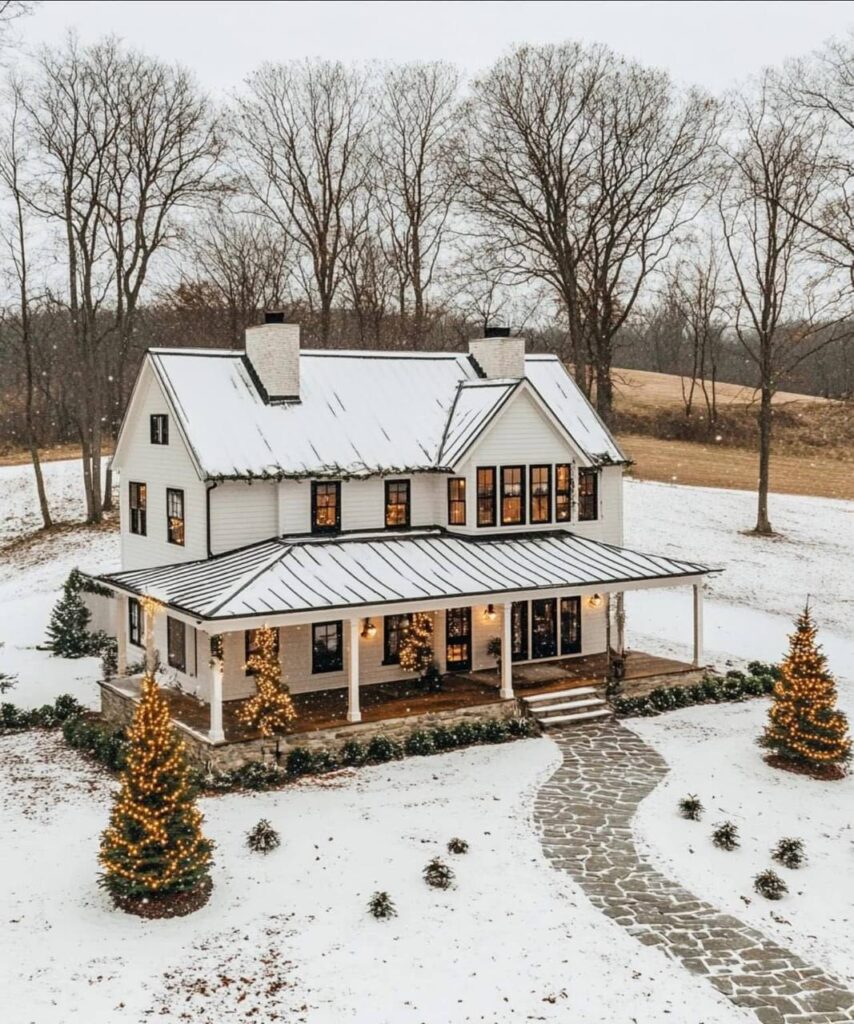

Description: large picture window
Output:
[312,620,343,673]
[167,616,186,672]
[578,468,599,521]
[128,597,142,647]
[447,478,466,526]
[311,481,341,533]
[166,488,185,545]
[150,413,169,445]
[500,466,525,526]
[383,614,406,665]
[556,464,572,523]
[529,465,551,524]
[245,627,280,675]
[476,467,496,527]
[385,480,411,528]
[129,482,147,536]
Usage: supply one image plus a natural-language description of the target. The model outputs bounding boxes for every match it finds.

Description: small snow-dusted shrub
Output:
[231,761,285,790]
[711,821,740,851]
[748,660,781,681]
[447,837,469,855]
[246,819,280,854]
[772,837,805,870]
[430,725,457,751]
[423,856,454,889]
[482,719,510,743]
[368,891,397,919]
[286,746,315,776]
[404,730,435,756]
[678,794,703,821]
[452,721,475,746]
[311,749,340,774]
[366,735,403,763]
[508,716,539,738]
[340,739,367,766]
[754,869,788,900]
[648,687,677,712]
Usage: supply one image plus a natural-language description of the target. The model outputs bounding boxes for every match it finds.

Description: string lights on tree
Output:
[238,625,296,736]
[399,612,434,675]
[762,605,851,777]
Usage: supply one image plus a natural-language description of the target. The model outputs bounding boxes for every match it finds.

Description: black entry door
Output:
[511,601,528,661]
[446,607,471,671]
[531,598,558,659]
[560,596,582,655]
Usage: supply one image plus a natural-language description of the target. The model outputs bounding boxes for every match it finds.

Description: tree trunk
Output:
[594,359,614,424]
[28,442,52,529]
[754,386,773,535]
[103,461,114,512]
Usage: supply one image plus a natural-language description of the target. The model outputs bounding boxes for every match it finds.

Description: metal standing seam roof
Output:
[99,529,712,623]
[142,349,625,480]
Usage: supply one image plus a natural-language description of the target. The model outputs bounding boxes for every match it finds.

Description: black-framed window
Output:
[128,597,142,647]
[150,413,169,445]
[447,478,466,526]
[312,620,343,673]
[383,614,406,665]
[578,468,599,521]
[166,487,185,545]
[167,616,186,672]
[530,465,551,525]
[511,601,528,662]
[560,596,582,655]
[129,481,147,536]
[500,465,525,526]
[476,467,496,527]
[311,481,341,533]
[244,627,280,675]
[556,464,572,523]
[385,480,410,528]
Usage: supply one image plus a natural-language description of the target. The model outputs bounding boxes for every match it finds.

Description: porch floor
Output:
[109,649,697,744]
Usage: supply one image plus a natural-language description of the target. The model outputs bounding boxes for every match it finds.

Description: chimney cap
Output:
[484,325,511,338]
[264,310,285,325]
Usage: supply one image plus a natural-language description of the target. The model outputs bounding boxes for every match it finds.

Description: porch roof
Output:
[98,528,714,625]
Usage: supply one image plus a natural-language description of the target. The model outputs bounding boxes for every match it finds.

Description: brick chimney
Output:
[469,326,526,379]
[245,312,300,402]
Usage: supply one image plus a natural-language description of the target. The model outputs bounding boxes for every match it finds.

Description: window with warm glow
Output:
[556,464,572,522]
[385,480,410,528]
[476,467,496,527]
[166,487,184,545]
[529,465,551,524]
[501,466,525,525]
[245,627,280,675]
[311,481,340,533]
[447,478,466,525]
[129,482,147,535]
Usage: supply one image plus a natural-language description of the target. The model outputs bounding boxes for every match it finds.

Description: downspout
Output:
[206,482,218,558]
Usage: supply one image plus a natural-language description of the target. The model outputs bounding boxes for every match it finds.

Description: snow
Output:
[0,458,101,544]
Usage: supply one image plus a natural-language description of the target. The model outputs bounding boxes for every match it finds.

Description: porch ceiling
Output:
[96,527,715,626]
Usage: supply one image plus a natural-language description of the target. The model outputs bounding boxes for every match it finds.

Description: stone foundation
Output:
[615,666,709,699]
[99,680,520,772]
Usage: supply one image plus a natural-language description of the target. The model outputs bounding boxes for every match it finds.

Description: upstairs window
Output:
[556,464,572,522]
[129,482,147,536]
[529,465,551,524]
[385,480,411,528]
[128,597,142,647]
[447,478,466,526]
[311,481,341,533]
[383,614,406,665]
[578,467,599,521]
[500,466,525,526]
[166,487,185,545]
[312,620,343,673]
[245,627,280,675]
[476,467,496,527]
[150,413,169,445]
[167,616,186,672]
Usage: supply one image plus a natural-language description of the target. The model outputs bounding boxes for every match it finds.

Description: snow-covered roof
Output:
[99,528,710,622]
[141,348,624,481]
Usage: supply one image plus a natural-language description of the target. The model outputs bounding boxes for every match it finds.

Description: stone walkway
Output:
[533,722,854,1024]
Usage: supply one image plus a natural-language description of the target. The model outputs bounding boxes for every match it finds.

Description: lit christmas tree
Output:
[99,676,213,911]
[237,626,296,736]
[47,568,93,658]
[763,606,851,775]
[399,613,434,674]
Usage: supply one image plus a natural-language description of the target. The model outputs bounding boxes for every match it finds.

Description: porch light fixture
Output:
[587,593,603,609]
[484,603,497,622]
[362,619,377,639]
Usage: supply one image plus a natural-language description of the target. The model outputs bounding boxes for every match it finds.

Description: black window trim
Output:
[447,477,466,527]
[476,466,497,528]
[384,478,411,529]
[128,597,143,647]
[500,464,526,526]
[578,466,600,522]
[529,464,552,525]
[166,486,185,546]
[312,619,344,674]
[311,480,341,534]
[555,462,573,523]
[166,615,186,673]
[128,480,147,536]
[382,613,405,665]
[150,413,169,445]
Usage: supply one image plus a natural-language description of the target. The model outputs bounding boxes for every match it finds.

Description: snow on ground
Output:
[0,732,751,1024]
[0,458,112,544]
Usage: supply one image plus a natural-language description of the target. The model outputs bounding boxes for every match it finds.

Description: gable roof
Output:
[116,347,624,480]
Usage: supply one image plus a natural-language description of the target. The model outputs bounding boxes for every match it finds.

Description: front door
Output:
[531,598,558,659]
[511,601,528,661]
[560,596,582,655]
[446,606,472,671]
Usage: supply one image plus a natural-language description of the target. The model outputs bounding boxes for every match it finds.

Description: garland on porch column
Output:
[399,613,434,675]
[762,606,851,773]
[99,675,214,904]
[237,626,296,737]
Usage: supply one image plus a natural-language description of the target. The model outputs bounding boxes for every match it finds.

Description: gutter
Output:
[206,481,218,558]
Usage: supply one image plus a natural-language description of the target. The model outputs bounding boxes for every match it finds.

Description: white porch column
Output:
[348,617,362,723]
[692,581,704,667]
[615,592,626,657]
[116,595,127,676]
[209,652,225,743]
[500,603,514,700]
[142,599,156,675]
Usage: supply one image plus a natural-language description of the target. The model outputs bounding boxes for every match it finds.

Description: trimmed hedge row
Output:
[62,714,129,772]
[613,662,780,718]
[0,694,85,735]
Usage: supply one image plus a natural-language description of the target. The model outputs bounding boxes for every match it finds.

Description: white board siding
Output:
[209,482,278,555]
[118,365,207,570]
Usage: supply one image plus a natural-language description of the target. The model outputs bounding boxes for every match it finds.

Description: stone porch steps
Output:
[522,686,613,728]
[523,685,599,703]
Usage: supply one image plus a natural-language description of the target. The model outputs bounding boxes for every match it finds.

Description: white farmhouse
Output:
[91,318,712,763]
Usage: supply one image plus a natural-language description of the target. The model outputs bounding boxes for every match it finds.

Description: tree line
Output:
[0,30,852,534]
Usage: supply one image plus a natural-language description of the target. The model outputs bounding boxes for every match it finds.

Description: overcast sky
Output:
[21,1,854,94]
